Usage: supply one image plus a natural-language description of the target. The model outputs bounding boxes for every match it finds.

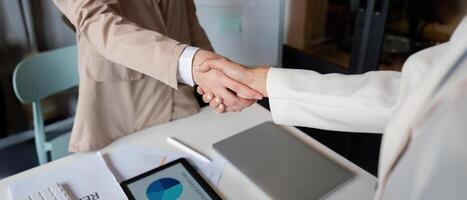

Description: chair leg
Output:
[32,102,47,165]
[0,89,7,137]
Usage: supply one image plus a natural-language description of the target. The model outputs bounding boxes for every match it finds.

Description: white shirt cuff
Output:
[177,46,200,86]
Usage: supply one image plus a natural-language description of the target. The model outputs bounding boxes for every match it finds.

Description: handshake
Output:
[192,50,270,113]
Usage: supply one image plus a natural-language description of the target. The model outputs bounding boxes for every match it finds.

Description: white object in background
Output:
[104,145,226,186]
[194,0,285,67]
[167,137,212,163]
[23,184,72,200]
[9,153,127,200]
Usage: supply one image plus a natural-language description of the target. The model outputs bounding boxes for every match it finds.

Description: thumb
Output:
[195,59,215,73]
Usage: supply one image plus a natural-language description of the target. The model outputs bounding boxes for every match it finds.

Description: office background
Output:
[0,0,463,179]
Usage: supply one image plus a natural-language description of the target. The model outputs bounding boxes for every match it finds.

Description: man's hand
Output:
[192,50,263,113]
[194,57,270,113]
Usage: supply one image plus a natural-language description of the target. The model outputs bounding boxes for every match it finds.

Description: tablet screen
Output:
[122,160,220,200]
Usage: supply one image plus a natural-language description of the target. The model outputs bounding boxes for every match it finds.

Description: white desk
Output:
[0,104,376,199]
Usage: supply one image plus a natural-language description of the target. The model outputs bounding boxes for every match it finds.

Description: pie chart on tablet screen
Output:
[146,178,183,200]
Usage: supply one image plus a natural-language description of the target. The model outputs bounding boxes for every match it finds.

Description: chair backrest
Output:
[13,46,79,103]
[12,45,78,165]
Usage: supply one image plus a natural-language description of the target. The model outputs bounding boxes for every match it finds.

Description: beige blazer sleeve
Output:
[266,43,448,133]
[53,0,187,88]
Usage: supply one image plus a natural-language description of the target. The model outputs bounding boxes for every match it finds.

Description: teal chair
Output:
[12,46,79,165]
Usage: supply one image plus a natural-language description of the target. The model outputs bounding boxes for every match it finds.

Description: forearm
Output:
[247,67,269,97]
[266,68,401,133]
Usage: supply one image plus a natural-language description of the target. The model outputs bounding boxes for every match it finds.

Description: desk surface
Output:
[0,104,376,199]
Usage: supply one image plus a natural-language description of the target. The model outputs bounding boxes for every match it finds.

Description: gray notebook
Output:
[213,121,354,200]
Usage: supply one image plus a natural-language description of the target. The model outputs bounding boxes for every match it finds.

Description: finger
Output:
[215,103,226,113]
[226,107,240,112]
[196,58,230,73]
[241,99,256,110]
[214,87,256,113]
[215,87,242,108]
[228,99,255,112]
[222,76,262,100]
[209,96,223,109]
[197,87,205,95]
[225,107,238,112]
[202,93,214,103]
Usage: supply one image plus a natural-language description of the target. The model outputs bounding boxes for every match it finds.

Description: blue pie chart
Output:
[146,178,183,200]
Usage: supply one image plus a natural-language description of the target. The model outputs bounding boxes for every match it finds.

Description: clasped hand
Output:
[192,50,269,113]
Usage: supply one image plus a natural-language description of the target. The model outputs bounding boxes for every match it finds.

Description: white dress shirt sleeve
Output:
[177,46,200,86]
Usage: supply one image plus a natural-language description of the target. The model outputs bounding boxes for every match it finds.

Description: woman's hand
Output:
[192,51,263,113]
[195,58,270,113]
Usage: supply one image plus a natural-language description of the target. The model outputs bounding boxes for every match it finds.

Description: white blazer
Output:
[267,17,467,199]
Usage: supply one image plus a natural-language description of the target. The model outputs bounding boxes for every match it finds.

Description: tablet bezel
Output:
[120,158,222,200]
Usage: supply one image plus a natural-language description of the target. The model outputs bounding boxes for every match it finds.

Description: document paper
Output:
[8,152,127,200]
[104,145,226,186]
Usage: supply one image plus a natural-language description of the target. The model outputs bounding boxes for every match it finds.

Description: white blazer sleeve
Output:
[266,43,447,133]
[267,68,400,133]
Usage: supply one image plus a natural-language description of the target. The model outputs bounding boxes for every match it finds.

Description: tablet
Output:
[213,121,354,199]
[120,158,222,200]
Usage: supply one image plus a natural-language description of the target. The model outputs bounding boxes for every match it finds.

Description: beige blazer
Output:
[267,17,467,199]
[52,0,213,152]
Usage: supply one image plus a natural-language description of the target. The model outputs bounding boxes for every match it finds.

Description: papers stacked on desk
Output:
[8,153,127,200]
[104,145,226,186]
[8,145,226,200]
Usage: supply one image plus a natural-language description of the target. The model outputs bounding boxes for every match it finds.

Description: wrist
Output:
[192,50,221,85]
[192,51,201,85]
[249,66,270,97]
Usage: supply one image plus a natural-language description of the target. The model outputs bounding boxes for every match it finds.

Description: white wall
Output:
[194,0,284,66]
